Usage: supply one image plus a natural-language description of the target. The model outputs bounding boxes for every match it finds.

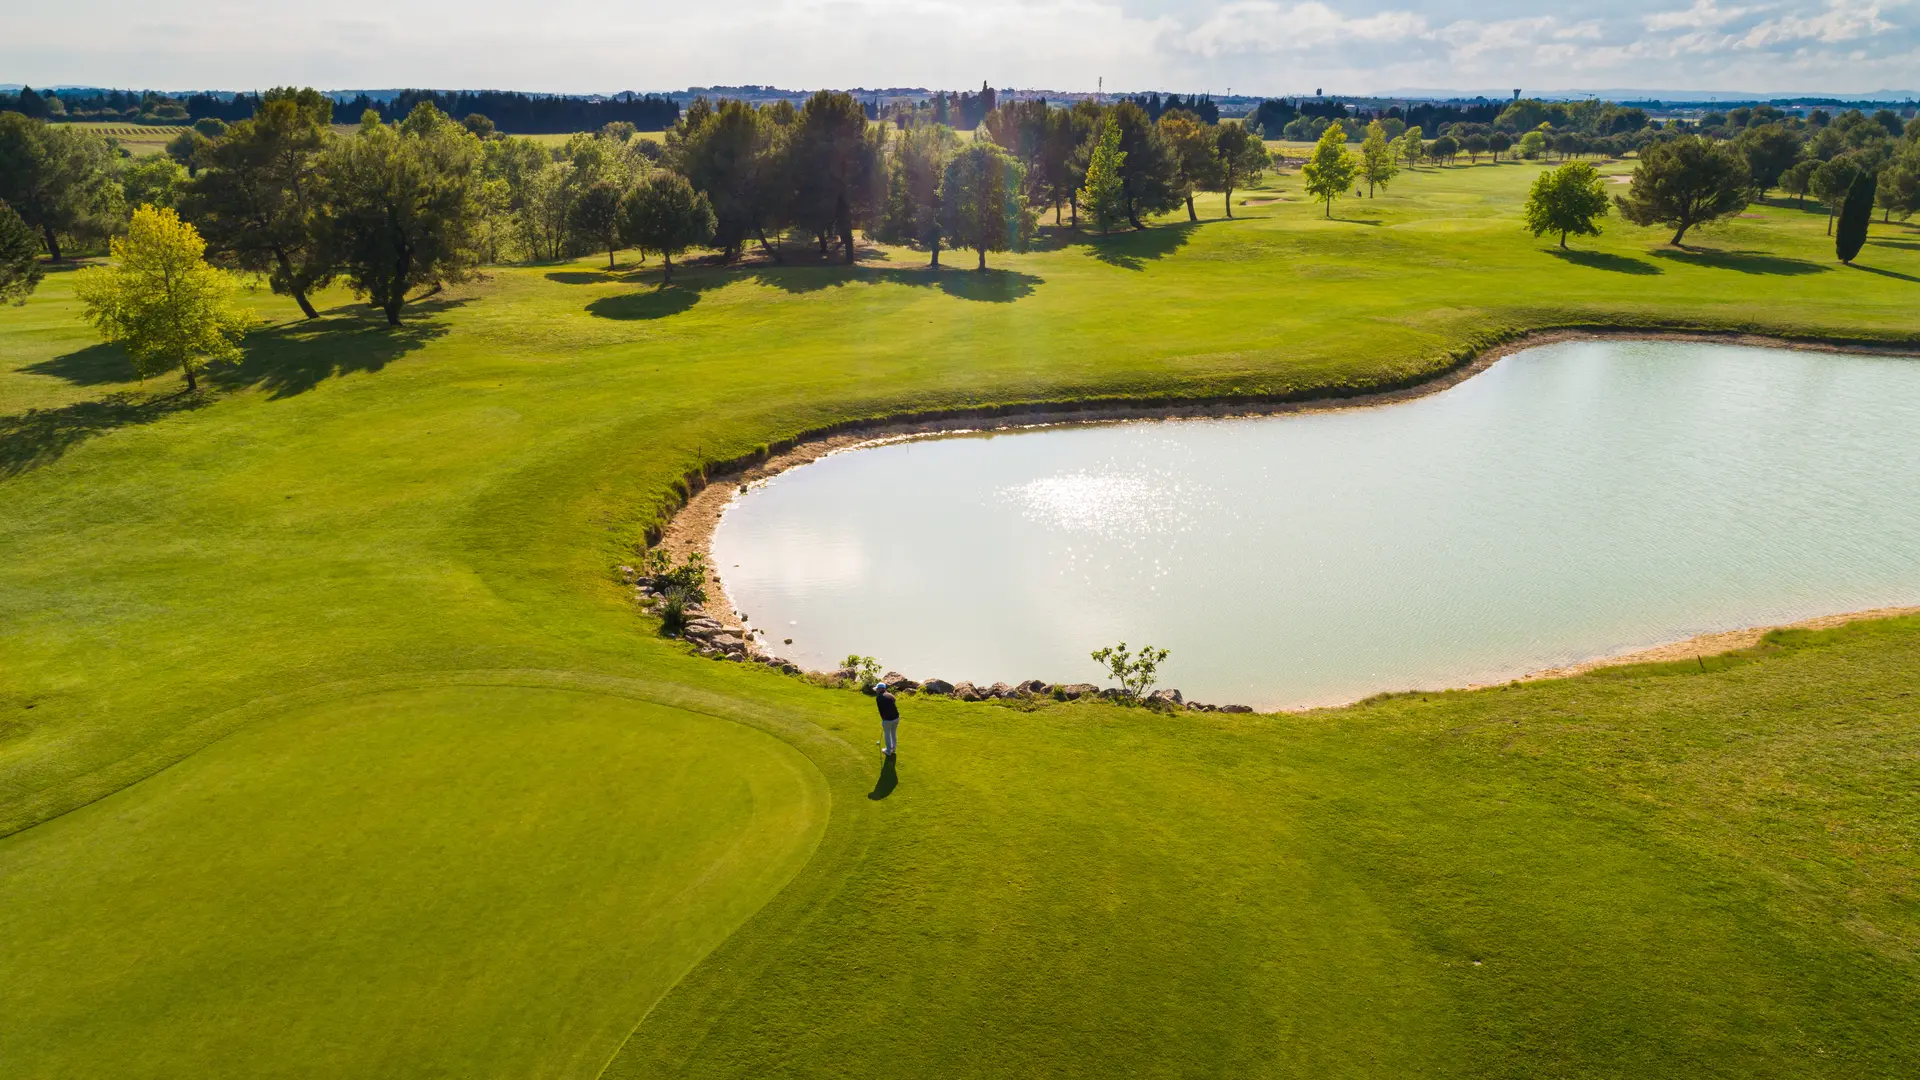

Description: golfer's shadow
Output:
[868,755,898,800]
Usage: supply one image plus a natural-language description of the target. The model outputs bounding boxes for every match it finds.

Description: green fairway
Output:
[3,158,1919,1076]
[0,678,828,1078]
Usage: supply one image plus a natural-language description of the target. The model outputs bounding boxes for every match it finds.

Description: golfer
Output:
[874,681,900,756]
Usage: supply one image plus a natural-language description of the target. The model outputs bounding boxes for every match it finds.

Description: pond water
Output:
[711,340,1920,708]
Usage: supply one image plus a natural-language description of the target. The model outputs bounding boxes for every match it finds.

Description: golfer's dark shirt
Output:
[876,691,899,722]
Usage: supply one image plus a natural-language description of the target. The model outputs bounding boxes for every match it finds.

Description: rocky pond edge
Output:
[634,326,1920,714]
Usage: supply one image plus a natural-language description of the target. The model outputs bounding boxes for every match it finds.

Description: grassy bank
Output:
[2,157,1918,1077]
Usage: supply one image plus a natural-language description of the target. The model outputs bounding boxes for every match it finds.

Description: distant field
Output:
[522,129,667,148]
[60,121,180,156]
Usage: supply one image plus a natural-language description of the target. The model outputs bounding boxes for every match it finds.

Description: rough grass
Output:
[2,158,1918,1077]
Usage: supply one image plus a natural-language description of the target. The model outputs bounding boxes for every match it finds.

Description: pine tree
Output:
[0,197,43,303]
[1302,122,1358,218]
[1834,169,1874,264]
[1077,117,1128,235]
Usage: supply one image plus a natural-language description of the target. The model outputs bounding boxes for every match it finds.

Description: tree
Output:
[1462,133,1489,163]
[182,87,335,319]
[873,123,957,266]
[1212,123,1271,219]
[1810,157,1859,235]
[791,91,884,263]
[620,171,715,284]
[1877,155,1920,222]
[1077,116,1128,234]
[1614,135,1749,246]
[316,105,482,326]
[668,98,789,262]
[1734,124,1802,195]
[1301,122,1357,217]
[0,197,43,303]
[120,155,186,211]
[1090,642,1170,702]
[1428,135,1460,166]
[72,205,255,391]
[0,113,119,261]
[1835,169,1875,264]
[568,179,627,268]
[1110,101,1181,228]
[1357,120,1398,197]
[939,142,1034,271]
[1516,130,1548,160]
[1040,103,1097,226]
[1489,131,1513,161]
[1394,126,1424,170]
[461,113,497,140]
[1157,111,1220,221]
[1780,159,1818,208]
[1524,161,1611,249]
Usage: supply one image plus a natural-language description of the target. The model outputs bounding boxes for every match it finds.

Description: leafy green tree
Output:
[1157,111,1220,221]
[1462,133,1489,163]
[1428,135,1460,166]
[1076,116,1128,234]
[1734,124,1803,195]
[1212,123,1270,219]
[1357,120,1398,197]
[1041,102,1099,226]
[1394,126,1424,169]
[1877,154,1920,222]
[1524,161,1611,248]
[1489,131,1513,161]
[182,88,336,319]
[1810,157,1859,234]
[461,113,497,140]
[1302,122,1357,217]
[1516,130,1548,160]
[791,91,884,263]
[1090,642,1170,702]
[939,141,1034,271]
[1614,135,1749,246]
[1109,101,1181,228]
[873,123,958,266]
[620,171,715,284]
[0,197,44,303]
[72,205,256,391]
[567,179,627,268]
[165,129,210,176]
[1835,170,1874,264]
[317,105,482,326]
[120,155,186,211]
[1779,159,1818,207]
[982,98,1052,202]
[0,113,119,261]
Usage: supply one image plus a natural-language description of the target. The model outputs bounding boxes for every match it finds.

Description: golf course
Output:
[5,154,1920,1078]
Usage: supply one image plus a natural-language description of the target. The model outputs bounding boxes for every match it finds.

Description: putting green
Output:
[0,680,828,1079]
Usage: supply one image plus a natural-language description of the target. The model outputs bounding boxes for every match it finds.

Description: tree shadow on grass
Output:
[1548,248,1663,275]
[587,285,701,320]
[1650,247,1830,276]
[1848,263,1920,284]
[1868,239,1920,252]
[546,269,650,285]
[585,264,1040,318]
[210,300,461,399]
[1086,221,1198,270]
[0,389,208,479]
[21,342,137,387]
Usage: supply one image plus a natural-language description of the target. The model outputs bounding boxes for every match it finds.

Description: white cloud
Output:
[1184,1,1428,55]
[1644,0,1751,32]
[1738,0,1896,46]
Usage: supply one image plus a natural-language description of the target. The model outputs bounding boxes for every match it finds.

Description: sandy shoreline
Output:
[655,328,1920,706]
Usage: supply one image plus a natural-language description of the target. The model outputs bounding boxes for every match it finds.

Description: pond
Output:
[711,340,1920,709]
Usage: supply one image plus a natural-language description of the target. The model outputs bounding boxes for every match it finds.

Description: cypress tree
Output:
[1835,170,1875,264]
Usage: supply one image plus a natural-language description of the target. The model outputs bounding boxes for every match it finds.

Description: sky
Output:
[2,0,1915,97]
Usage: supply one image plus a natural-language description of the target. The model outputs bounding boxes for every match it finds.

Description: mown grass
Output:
[2,158,1918,1077]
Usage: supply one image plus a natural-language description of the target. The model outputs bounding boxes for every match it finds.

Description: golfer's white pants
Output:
[881,719,898,754]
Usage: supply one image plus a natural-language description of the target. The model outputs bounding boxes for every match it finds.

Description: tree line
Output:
[4,85,680,132]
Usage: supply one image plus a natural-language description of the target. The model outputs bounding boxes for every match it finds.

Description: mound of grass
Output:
[1,158,1918,1076]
